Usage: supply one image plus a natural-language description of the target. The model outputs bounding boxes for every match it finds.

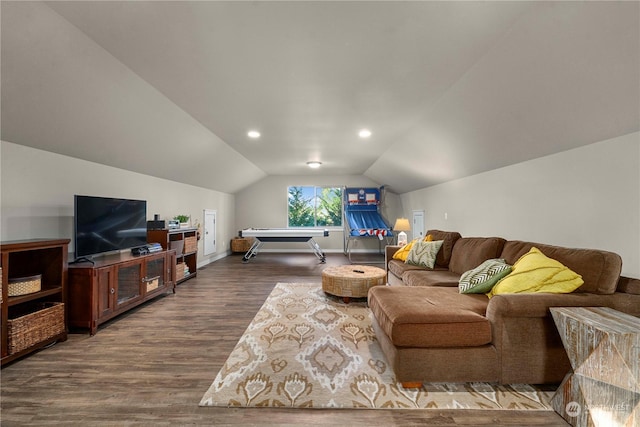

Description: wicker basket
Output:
[231,238,251,253]
[176,262,186,280]
[146,276,160,292]
[7,302,65,355]
[184,236,197,254]
[8,274,42,297]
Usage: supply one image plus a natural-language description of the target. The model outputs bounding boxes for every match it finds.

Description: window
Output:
[287,186,342,227]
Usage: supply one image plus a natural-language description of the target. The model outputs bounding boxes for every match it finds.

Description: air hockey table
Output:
[239,228,329,263]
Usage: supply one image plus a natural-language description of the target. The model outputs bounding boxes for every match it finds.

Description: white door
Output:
[412,210,425,240]
[204,210,216,256]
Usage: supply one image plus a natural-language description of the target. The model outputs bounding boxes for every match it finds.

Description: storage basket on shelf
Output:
[231,238,251,253]
[146,276,160,292]
[8,274,42,297]
[184,236,197,254]
[176,262,186,280]
[170,240,184,255]
[7,302,65,354]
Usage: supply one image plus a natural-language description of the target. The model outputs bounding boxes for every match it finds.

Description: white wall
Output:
[4,133,638,277]
[400,132,640,278]
[1,141,235,266]
[234,175,402,252]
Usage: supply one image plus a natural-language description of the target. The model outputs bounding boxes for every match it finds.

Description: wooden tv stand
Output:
[67,250,176,335]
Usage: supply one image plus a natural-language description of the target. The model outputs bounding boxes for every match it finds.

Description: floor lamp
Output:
[393,218,411,246]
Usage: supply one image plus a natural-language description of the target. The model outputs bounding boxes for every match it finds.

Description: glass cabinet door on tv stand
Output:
[115,261,142,309]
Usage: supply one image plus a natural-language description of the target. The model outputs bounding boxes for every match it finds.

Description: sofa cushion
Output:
[368,286,491,348]
[426,230,462,268]
[459,258,512,294]
[405,240,444,268]
[449,237,507,275]
[402,269,461,287]
[388,258,431,278]
[489,247,583,297]
[500,241,622,294]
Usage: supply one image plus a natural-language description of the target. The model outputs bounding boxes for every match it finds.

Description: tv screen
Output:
[74,195,147,259]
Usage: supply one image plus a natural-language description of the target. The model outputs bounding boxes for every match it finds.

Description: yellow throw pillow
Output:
[393,239,417,261]
[393,235,435,262]
[488,247,583,298]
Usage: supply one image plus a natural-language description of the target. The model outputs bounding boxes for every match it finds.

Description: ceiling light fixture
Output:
[306,161,322,169]
[358,129,372,138]
[247,130,261,139]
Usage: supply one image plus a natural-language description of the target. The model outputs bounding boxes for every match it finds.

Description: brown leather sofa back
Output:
[448,237,507,275]
[425,230,461,268]
[500,241,622,294]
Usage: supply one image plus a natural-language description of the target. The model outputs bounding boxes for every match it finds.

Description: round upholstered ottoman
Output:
[322,264,386,303]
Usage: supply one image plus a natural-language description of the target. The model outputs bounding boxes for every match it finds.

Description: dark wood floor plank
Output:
[1,253,568,426]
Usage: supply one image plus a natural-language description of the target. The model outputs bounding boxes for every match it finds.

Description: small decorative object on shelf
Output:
[174,215,190,228]
[193,220,202,240]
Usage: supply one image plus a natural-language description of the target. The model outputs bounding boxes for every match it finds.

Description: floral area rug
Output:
[199,282,554,410]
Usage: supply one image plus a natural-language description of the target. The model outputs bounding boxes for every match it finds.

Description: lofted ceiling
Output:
[2,1,638,194]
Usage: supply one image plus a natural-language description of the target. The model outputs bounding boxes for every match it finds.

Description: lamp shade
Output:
[393,218,411,245]
[393,218,411,232]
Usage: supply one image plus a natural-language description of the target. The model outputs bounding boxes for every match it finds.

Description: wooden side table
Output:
[550,307,639,427]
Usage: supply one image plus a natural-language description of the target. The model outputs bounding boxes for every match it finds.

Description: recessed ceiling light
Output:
[247,130,261,139]
[358,129,372,138]
[306,161,322,169]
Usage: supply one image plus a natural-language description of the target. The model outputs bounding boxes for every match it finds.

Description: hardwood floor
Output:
[1,253,568,426]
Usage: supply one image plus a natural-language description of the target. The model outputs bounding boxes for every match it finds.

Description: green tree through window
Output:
[288,186,342,227]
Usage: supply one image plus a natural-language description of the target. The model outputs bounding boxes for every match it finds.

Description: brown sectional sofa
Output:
[368,229,640,386]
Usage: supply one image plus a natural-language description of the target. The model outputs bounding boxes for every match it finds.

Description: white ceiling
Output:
[2,1,638,194]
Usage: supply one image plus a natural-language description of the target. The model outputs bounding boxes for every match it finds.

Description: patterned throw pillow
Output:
[392,239,417,261]
[459,259,512,294]
[405,240,444,268]
[392,235,434,261]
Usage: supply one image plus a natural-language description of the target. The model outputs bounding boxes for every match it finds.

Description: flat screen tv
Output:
[74,195,147,259]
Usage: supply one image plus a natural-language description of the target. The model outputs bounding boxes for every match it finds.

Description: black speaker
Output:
[147,220,166,230]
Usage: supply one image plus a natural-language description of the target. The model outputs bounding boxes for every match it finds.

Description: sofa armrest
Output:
[485,291,640,384]
[486,290,640,383]
[385,245,401,273]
